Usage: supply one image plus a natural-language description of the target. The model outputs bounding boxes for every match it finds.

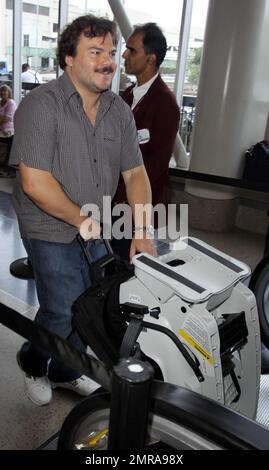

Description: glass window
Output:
[184,0,209,97]
[179,0,209,152]
[22,0,60,85]
[39,5,49,16]
[120,0,184,92]
[24,34,29,47]
[68,0,113,23]
[23,3,37,14]
[0,0,13,87]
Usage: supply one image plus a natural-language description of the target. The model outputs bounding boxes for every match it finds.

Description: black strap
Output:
[230,368,241,403]
[119,318,143,358]
[0,302,111,390]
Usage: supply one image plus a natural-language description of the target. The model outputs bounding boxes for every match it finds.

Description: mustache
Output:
[95,66,114,74]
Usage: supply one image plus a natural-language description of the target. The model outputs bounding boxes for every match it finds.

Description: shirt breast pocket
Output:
[103,135,121,167]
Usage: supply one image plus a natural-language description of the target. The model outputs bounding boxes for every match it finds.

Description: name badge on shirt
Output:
[137,128,150,145]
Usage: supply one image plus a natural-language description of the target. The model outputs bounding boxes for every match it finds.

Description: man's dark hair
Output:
[133,23,167,69]
[57,15,118,70]
[22,63,30,73]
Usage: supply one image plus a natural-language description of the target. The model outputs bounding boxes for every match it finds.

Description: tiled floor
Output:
[0,178,268,449]
[0,181,85,450]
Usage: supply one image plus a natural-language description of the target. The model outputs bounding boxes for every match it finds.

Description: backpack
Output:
[72,254,134,368]
[243,140,269,183]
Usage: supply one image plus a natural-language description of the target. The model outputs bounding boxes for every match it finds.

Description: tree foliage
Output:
[187,47,203,87]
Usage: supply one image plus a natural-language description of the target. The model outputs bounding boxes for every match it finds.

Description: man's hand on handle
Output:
[129,232,157,261]
[79,217,101,241]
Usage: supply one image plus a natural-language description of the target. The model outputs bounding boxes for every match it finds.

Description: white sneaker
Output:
[17,353,52,406]
[51,375,100,396]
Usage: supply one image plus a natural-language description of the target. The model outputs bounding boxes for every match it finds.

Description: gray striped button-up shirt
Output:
[10,72,143,243]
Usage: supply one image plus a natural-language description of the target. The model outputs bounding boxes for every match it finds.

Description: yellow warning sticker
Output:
[179,329,213,364]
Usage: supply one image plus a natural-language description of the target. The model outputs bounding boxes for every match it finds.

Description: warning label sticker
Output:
[179,314,213,364]
[179,329,213,364]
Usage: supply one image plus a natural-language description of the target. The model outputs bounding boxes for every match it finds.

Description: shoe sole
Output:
[16,352,52,406]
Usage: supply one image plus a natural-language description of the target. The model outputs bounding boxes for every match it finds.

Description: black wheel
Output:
[57,390,223,450]
[57,391,163,450]
[58,391,110,450]
[250,261,269,349]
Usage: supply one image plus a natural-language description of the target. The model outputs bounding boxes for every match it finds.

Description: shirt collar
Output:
[59,71,78,102]
[132,72,159,110]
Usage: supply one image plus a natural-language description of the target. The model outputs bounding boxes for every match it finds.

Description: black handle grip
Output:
[76,234,122,285]
[76,233,113,264]
[76,233,94,264]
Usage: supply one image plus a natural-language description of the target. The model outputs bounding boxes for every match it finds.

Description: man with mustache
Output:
[111,23,180,260]
[9,15,155,406]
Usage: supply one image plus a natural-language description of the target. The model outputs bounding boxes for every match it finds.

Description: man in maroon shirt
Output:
[112,23,180,260]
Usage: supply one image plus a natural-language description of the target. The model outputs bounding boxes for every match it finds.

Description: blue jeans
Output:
[19,237,106,382]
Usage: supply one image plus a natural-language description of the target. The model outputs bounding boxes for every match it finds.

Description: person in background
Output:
[111,23,180,260]
[9,15,155,407]
[21,63,43,84]
[0,84,16,176]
